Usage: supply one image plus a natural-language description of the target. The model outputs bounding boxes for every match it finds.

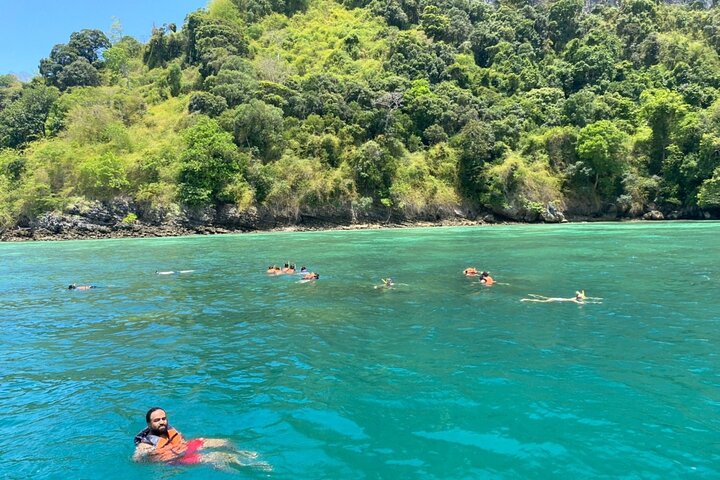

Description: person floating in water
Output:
[463,267,479,276]
[521,290,602,304]
[301,272,319,280]
[133,407,269,470]
[279,262,296,274]
[68,284,96,291]
[374,278,397,289]
[479,271,494,286]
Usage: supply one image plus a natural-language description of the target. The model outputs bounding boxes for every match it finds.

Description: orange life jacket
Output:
[149,428,188,462]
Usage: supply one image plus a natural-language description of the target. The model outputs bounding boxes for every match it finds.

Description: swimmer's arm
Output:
[133,443,154,462]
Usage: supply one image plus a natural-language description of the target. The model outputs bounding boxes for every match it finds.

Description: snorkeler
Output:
[133,407,269,471]
[521,291,602,304]
[280,262,296,274]
[374,278,399,289]
[68,284,96,291]
[479,271,494,286]
[463,267,479,276]
[301,272,319,280]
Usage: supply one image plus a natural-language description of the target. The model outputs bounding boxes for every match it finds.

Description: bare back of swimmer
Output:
[521,296,583,303]
[521,291,601,304]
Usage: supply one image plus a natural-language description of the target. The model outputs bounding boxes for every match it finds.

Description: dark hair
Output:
[145,406,164,423]
[68,284,76,289]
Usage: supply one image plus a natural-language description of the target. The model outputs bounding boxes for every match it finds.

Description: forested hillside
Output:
[2,0,720,234]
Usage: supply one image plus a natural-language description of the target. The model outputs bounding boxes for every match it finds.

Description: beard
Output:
[150,424,168,435]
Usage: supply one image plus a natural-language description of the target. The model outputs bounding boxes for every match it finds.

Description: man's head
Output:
[146,407,168,435]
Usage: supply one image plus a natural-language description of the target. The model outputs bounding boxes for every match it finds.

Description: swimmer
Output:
[375,278,406,289]
[521,291,602,304]
[479,271,494,286]
[463,267,479,277]
[68,284,96,291]
[133,407,270,471]
[299,272,319,283]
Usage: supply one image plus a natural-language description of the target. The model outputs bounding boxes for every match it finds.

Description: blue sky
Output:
[1,0,208,79]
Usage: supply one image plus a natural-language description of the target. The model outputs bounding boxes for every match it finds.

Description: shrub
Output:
[79,152,129,199]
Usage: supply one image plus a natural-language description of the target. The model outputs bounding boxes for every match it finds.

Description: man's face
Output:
[148,409,168,435]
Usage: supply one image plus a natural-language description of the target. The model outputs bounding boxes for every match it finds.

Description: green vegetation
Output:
[2,0,720,229]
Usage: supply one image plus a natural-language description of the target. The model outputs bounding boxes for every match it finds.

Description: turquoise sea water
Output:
[1,222,719,479]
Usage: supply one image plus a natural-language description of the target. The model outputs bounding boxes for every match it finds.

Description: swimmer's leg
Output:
[201,438,232,448]
[201,452,272,471]
[197,438,260,460]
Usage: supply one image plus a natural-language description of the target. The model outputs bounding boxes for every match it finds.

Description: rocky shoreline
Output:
[0,198,715,242]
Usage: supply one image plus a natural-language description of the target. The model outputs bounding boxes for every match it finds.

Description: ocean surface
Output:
[1,222,719,479]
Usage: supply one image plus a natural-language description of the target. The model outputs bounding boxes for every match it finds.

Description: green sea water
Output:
[1,222,719,479]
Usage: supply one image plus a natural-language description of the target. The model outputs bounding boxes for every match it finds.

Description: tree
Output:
[420,6,450,40]
[184,12,248,75]
[0,84,59,148]
[167,63,182,97]
[640,89,689,174]
[348,140,397,198]
[39,30,108,90]
[68,29,111,64]
[79,152,129,199]
[178,117,248,205]
[58,58,102,89]
[453,120,500,198]
[227,100,285,162]
[575,120,629,196]
[189,92,228,116]
[548,0,583,51]
[103,36,142,86]
[39,44,79,87]
[697,167,720,208]
[143,26,185,70]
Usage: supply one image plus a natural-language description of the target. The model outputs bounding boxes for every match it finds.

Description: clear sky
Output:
[0,0,208,79]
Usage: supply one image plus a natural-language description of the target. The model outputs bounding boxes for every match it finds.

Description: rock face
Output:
[1,196,716,242]
[2,198,461,241]
[491,203,566,223]
[643,210,665,220]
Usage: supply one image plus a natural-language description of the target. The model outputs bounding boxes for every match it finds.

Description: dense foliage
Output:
[3,0,720,228]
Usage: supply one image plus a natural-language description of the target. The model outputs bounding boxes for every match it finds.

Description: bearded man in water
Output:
[133,407,265,469]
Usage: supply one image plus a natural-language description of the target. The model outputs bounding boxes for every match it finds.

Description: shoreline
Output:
[0,215,699,242]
